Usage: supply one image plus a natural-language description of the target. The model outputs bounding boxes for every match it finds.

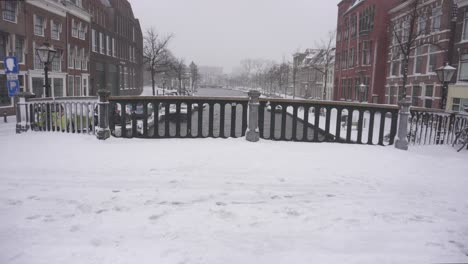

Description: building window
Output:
[341,79,346,99]
[82,49,87,70]
[414,46,425,74]
[100,33,104,54]
[0,75,11,106]
[78,23,86,40]
[107,36,111,56]
[362,41,371,65]
[452,98,468,112]
[72,20,79,38]
[67,76,74,96]
[431,7,442,32]
[74,47,80,69]
[0,35,6,60]
[464,11,468,41]
[75,76,81,96]
[34,43,44,70]
[424,85,433,108]
[354,78,360,101]
[51,20,60,40]
[417,16,426,35]
[69,0,82,8]
[52,50,62,72]
[68,45,74,69]
[459,54,468,81]
[112,38,116,57]
[15,37,24,63]
[3,1,18,23]
[412,86,421,106]
[427,45,438,73]
[92,30,97,52]
[34,15,45,36]
[53,78,64,97]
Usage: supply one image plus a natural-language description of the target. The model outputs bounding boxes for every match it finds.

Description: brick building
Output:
[89,0,143,96]
[447,0,468,111]
[385,0,456,109]
[335,0,398,103]
[0,0,143,115]
[0,0,27,115]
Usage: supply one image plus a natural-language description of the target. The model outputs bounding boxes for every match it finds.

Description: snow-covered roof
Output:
[346,0,366,14]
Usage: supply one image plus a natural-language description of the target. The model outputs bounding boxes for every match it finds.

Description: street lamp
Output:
[435,62,456,110]
[35,42,57,131]
[359,83,367,103]
[35,42,57,98]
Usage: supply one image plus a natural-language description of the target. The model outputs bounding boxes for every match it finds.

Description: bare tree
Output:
[189,61,200,95]
[310,31,336,100]
[169,58,186,94]
[143,27,173,96]
[388,0,444,102]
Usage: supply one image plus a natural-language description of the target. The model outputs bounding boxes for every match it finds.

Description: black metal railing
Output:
[108,96,248,139]
[409,107,468,145]
[258,99,399,146]
[28,97,98,134]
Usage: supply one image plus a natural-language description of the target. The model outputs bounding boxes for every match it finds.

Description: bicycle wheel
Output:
[453,131,467,152]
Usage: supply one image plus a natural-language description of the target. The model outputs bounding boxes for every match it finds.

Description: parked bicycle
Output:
[452,107,468,152]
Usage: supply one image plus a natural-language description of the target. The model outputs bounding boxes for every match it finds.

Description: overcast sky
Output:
[129,0,339,73]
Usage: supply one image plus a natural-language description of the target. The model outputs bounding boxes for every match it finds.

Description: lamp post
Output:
[359,83,366,103]
[434,63,456,144]
[35,42,57,131]
[435,62,456,110]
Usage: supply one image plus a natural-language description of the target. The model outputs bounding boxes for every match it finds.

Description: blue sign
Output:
[4,56,19,74]
[7,79,19,97]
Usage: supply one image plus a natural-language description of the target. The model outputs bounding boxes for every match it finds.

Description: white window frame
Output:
[68,44,74,69]
[431,7,442,32]
[72,19,78,38]
[92,29,97,52]
[112,38,116,57]
[51,20,61,40]
[34,15,45,37]
[99,33,104,54]
[107,36,111,56]
[3,1,18,23]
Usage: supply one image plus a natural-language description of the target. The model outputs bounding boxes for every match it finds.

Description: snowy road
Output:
[1,121,468,264]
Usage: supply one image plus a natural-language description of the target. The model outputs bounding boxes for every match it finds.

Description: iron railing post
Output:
[246,90,261,142]
[395,98,412,150]
[96,89,111,140]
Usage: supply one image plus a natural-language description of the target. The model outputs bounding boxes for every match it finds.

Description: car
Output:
[266,103,283,113]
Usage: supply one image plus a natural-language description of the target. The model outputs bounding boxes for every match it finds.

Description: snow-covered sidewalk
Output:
[1,122,468,264]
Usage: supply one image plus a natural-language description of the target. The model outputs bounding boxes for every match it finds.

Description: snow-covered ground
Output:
[1,121,468,264]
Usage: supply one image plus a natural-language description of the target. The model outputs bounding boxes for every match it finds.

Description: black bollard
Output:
[3,112,6,123]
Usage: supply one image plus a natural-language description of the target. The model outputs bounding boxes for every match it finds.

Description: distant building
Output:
[0,0,143,115]
[88,0,143,96]
[334,0,398,103]
[199,66,224,87]
[293,49,334,100]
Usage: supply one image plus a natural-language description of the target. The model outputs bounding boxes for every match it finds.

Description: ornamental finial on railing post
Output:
[15,92,35,134]
[246,89,261,142]
[395,97,412,150]
[96,89,111,140]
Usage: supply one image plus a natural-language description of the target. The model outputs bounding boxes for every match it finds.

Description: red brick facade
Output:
[385,0,455,109]
[334,0,398,103]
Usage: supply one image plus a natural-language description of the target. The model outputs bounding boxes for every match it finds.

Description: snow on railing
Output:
[408,107,468,146]
[27,97,98,135]
[108,96,249,139]
[258,98,399,146]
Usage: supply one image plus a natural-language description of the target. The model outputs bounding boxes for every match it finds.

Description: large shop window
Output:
[32,77,44,98]
[0,75,11,106]
[459,54,468,81]
[452,98,468,112]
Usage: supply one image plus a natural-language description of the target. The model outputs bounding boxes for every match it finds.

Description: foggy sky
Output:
[129,0,339,73]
